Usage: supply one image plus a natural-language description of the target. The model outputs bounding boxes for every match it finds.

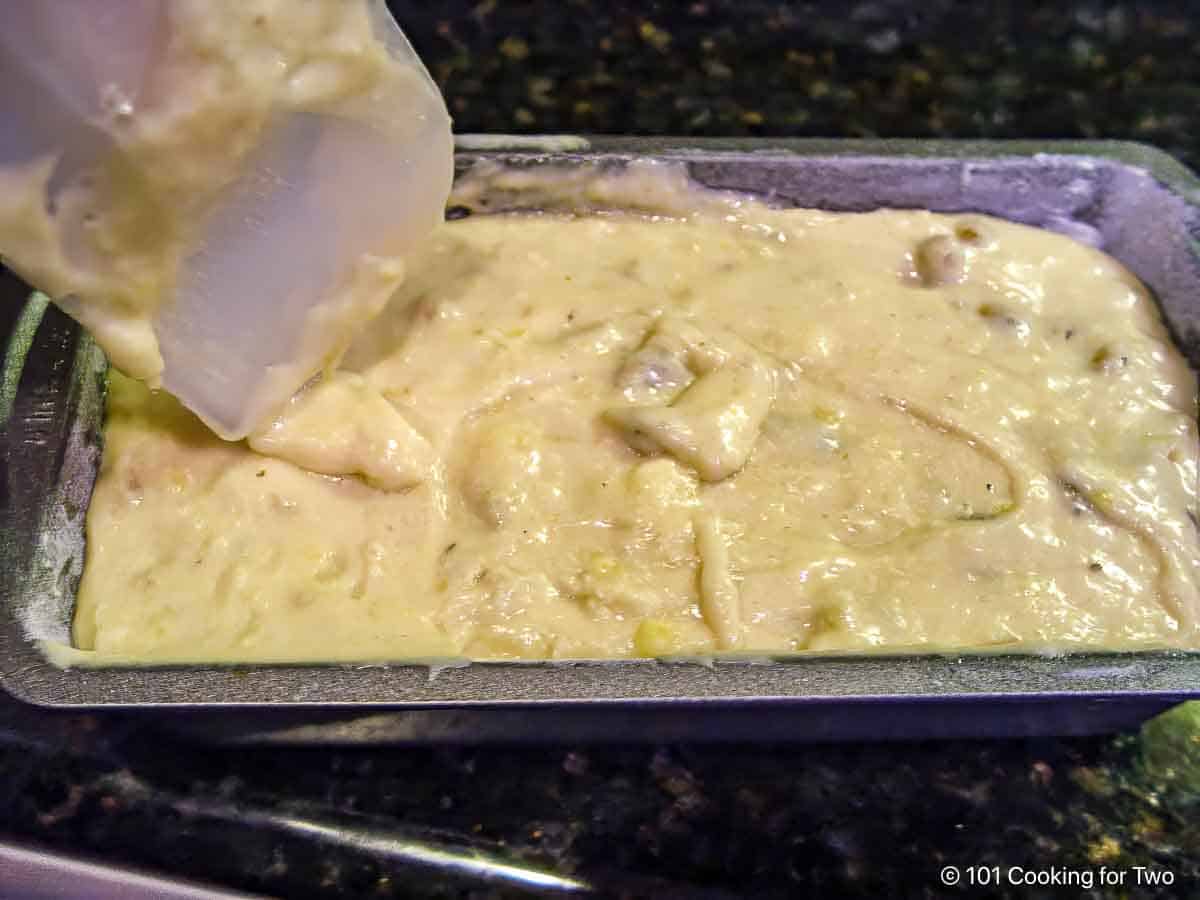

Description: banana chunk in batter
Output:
[606,318,776,482]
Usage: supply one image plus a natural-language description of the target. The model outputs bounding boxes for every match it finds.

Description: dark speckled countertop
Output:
[403,0,1200,170]
[2,703,1200,897]
[3,2,1200,897]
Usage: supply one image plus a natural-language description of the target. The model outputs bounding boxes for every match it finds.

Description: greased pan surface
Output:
[2,139,1199,742]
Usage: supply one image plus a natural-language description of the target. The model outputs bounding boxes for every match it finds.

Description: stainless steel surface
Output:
[0,753,732,896]
[0,836,267,899]
[2,138,1200,736]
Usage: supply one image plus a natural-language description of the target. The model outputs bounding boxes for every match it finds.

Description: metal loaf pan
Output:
[3,138,1200,744]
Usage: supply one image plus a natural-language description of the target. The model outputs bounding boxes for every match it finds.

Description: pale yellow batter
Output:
[0,0,451,437]
[71,168,1200,662]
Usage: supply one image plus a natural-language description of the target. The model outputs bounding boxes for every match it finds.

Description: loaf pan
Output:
[2,137,1200,743]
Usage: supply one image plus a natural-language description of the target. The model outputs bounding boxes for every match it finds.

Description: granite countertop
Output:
[403,0,1200,171]
[1,701,1199,897]
[3,2,1200,897]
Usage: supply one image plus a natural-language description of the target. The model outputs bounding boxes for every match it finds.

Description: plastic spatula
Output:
[0,0,454,440]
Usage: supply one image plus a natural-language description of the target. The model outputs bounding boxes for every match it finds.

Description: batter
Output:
[71,166,1200,661]
[0,0,451,437]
